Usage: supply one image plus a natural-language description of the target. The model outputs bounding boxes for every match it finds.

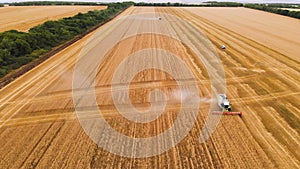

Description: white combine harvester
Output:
[212,94,242,117]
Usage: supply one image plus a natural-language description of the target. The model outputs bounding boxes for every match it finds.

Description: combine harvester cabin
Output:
[212,94,242,117]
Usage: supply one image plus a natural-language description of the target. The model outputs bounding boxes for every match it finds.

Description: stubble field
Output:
[0,7,299,168]
[0,6,107,32]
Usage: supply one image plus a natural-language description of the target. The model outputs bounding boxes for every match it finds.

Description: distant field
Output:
[183,7,300,60]
[0,6,107,32]
[280,8,300,11]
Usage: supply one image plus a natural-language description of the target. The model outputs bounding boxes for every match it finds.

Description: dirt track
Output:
[0,6,107,32]
[0,7,299,168]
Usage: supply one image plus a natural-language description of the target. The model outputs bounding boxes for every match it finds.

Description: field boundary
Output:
[0,7,130,89]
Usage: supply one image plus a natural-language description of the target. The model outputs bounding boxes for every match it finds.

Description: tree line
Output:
[266,3,300,9]
[244,4,300,19]
[0,2,133,78]
[134,2,243,7]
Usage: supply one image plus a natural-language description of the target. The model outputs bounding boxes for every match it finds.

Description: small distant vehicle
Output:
[212,94,242,117]
[158,17,162,20]
[221,45,226,49]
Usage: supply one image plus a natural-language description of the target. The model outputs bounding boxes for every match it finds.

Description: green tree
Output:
[12,39,32,57]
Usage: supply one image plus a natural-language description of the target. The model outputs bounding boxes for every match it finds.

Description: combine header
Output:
[212,94,242,117]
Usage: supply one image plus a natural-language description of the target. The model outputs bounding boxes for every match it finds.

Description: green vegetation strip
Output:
[0,2,133,87]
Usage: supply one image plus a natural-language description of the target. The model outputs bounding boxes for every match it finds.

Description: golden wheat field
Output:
[0,7,299,168]
[0,6,107,32]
